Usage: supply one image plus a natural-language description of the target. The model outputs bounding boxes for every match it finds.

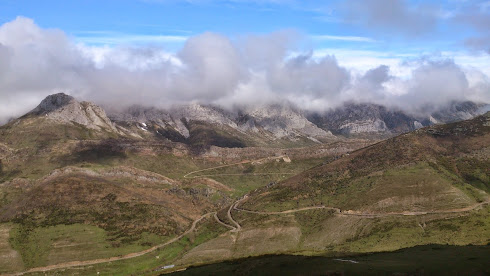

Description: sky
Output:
[0,0,489,122]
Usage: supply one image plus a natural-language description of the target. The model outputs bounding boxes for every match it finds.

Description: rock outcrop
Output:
[28,93,118,132]
[244,104,334,139]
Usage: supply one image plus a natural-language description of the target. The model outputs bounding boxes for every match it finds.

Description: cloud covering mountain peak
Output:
[0,16,488,124]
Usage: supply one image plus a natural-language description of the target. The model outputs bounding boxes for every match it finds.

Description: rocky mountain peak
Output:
[30,93,76,115]
[27,93,118,132]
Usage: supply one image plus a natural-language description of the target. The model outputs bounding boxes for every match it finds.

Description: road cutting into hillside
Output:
[335,199,490,218]
[183,151,490,231]
[9,212,214,276]
[234,205,340,215]
[226,197,251,231]
[230,197,489,220]
[209,174,489,235]
[187,172,296,178]
[183,155,288,179]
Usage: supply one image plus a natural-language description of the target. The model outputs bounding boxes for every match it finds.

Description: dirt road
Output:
[337,199,489,218]
[234,205,340,215]
[213,212,235,230]
[183,156,286,179]
[233,198,489,219]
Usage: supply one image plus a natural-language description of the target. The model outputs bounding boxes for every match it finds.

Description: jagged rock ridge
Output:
[108,103,335,142]
[14,93,490,144]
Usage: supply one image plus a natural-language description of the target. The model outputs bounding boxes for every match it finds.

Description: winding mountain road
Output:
[9,154,488,275]
[5,155,296,275]
[336,199,490,218]
[191,154,489,236]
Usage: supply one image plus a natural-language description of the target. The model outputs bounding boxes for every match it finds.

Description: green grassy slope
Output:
[243,112,490,213]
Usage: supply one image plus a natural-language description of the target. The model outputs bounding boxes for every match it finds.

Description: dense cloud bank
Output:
[0,17,489,123]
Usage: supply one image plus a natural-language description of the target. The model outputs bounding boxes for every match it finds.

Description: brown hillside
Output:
[0,169,214,241]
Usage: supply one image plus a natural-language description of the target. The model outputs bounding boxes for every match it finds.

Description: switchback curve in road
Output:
[213,212,235,230]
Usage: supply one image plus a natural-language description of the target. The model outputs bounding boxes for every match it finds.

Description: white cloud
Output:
[77,44,183,70]
[311,48,414,78]
[0,16,488,124]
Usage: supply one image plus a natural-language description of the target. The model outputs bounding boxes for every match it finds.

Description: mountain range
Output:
[7,92,488,147]
[0,93,488,275]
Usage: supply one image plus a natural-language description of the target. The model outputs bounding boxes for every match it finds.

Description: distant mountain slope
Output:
[0,93,488,273]
[431,101,489,123]
[108,103,336,148]
[243,103,333,139]
[243,112,490,213]
[308,101,488,137]
[108,100,488,146]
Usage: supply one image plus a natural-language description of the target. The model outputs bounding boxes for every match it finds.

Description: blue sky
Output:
[0,0,486,53]
[0,0,488,122]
